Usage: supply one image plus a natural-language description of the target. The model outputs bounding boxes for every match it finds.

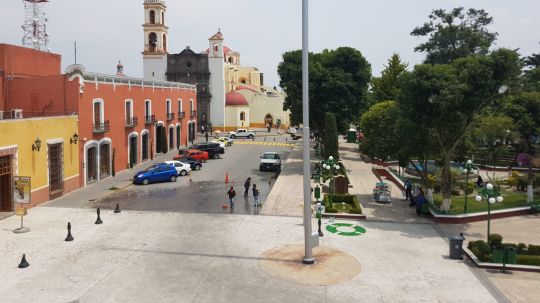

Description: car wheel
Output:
[195,164,202,170]
[170,175,177,182]
[213,153,219,159]
[202,158,207,163]
[230,135,236,139]
[248,134,253,139]
[180,170,187,176]
[143,179,149,185]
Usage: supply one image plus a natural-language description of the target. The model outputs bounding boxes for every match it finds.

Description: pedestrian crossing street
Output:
[234,141,295,147]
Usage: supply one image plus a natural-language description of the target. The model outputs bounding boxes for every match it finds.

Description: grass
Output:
[432,189,540,215]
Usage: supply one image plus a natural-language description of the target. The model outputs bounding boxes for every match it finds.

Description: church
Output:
[141,0,290,131]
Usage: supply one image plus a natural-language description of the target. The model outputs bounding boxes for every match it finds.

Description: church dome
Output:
[236,84,258,93]
[226,91,248,106]
[203,45,233,55]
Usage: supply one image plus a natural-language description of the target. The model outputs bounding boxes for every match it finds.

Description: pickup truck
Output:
[228,129,256,139]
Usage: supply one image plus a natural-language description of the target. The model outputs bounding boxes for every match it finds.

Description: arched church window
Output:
[228,57,233,64]
[213,43,219,55]
[163,34,167,52]
[240,112,245,121]
[149,33,157,52]
[149,10,155,24]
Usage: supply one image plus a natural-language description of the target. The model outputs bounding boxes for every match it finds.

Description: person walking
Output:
[252,184,260,207]
[244,177,251,195]
[415,189,426,216]
[226,186,236,208]
[404,179,412,201]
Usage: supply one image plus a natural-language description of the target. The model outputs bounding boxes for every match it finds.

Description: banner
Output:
[13,176,31,204]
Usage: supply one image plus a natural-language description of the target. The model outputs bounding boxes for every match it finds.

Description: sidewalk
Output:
[41,150,179,209]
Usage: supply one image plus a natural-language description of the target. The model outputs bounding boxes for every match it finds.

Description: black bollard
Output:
[264,137,266,141]
[65,222,74,241]
[95,207,103,224]
[286,137,287,141]
[18,254,29,268]
[318,217,324,237]
[114,204,121,214]
[274,137,276,141]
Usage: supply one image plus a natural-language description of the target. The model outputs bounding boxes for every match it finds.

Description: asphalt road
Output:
[90,136,295,215]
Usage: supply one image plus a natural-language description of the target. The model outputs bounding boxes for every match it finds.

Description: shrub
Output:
[517,255,540,266]
[325,208,338,213]
[528,244,540,256]
[468,240,491,262]
[517,243,527,254]
[465,182,474,195]
[322,112,339,159]
[489,234,503,247]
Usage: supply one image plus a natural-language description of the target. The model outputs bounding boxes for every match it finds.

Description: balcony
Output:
[177,111,185,119]
[125,116,138,128]
[93,121,110,133]
[166,113,175,121]
[190,110,197,118]
[144,115,156,124]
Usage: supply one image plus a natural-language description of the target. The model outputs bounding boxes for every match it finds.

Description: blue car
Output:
[133,164,178,185]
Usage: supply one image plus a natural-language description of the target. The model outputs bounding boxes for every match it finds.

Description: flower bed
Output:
[323,194,362,214]
[467,234,540,266]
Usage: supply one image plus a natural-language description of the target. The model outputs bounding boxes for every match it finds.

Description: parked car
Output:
[228,128,255,139]
[217,136,234,146]
[163,160,191,176]
[133,164,178,185]
[173,149,209,162]
[189,142,224,159]
[173,156,203,170]
[210,140,226,148]
[259,152,282,172]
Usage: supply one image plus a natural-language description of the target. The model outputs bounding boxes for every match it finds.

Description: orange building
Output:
[2,44,196,191]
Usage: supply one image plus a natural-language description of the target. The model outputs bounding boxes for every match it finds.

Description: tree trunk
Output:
[440,154,452,212]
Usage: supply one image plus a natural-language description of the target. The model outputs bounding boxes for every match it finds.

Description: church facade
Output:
[142,0,290,131]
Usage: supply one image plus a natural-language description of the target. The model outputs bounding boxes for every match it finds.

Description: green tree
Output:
[278,47,371,134]
[323,112,339,159]
[371,53,408,102]
[503,91,540,202]
[359,101,400,160]
[523,52,540,91]
[471,114,515,177]
[411,7,498,64]
[398,49,521,211]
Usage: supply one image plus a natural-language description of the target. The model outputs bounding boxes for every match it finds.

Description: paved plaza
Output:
[0,138,538,302]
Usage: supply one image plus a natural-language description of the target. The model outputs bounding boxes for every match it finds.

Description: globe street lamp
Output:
[461,160,478,214]
[322,156,340,194]
[475,183,504,249]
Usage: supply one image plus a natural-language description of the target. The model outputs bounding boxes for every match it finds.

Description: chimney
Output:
[116,61,124,76]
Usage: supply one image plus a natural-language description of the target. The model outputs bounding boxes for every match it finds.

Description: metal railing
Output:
[93,121,110,133]
[167,113,175,120]
[144,115,156,124]
[178,111,185,119]
[190,110,197,117]
[125,116,138,127]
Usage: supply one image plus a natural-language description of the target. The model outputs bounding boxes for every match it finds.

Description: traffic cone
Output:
[18,254,29,268]
[225,172,229,184]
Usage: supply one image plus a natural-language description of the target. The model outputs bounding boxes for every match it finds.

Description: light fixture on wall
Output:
[32,137,41,152]
[70,132,79,144]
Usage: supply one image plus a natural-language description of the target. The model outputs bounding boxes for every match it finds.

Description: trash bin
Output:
[347,129,357,143]
[449,234,465,259]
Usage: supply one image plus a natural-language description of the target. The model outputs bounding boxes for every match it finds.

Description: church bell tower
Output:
[208,30,226,128]
[142,0,168,80]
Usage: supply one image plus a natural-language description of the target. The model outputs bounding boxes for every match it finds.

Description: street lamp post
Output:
[322,156,340,194]
[475,183,504,249]
[461,160,477,214]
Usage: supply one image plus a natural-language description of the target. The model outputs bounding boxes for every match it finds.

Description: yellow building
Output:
[0,116,80,211]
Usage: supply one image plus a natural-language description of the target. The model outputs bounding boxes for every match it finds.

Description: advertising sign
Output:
[13,176,31,204]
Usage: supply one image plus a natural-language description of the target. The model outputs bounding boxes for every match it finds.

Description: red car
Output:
[174,149,209,162]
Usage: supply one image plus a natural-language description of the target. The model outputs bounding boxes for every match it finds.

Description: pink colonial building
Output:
[5,44,197,188]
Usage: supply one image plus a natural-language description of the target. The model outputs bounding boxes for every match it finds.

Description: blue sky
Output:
[1,0,538,86]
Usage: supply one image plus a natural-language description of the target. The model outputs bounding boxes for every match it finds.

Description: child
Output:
[252,184,260,207]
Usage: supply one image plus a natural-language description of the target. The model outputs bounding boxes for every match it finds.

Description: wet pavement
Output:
[89,139,293,215]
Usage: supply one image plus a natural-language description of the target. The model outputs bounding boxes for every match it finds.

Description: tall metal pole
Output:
[464,170,469,213]
[302,0,314,264]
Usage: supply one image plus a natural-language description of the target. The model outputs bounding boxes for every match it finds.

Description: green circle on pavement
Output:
[326,223,366,236]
